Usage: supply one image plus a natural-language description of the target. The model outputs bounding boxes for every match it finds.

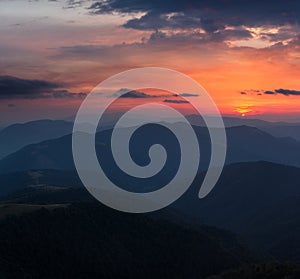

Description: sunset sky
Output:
[0,0,300,124]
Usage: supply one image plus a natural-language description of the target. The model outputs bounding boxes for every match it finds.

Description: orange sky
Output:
[0,0,299,123]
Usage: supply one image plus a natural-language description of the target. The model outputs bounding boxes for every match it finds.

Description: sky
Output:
[0,0,300,124]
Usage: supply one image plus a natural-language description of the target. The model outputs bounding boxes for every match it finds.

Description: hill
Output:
[1,161,300,262]
[0,202,254,279]
[174,161,300,261]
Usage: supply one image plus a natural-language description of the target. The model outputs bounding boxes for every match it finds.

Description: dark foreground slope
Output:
[174,161,300,262]
[0,203,253,279]
[206,263,300,279]
[0,162,300,263]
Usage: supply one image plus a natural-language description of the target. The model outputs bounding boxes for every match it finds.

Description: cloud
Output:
[90,0,300,31]
[274,88,300,96]
[178,93,199,97]
[64,0,88,9]
[243,88,300,96]
[240,89,262,95]
[263,89,300,96]
[0,76,86,99]
[7,104,16,108]
[146,29,252,46]
[115,88,177,98]
[89,0,300,47]
[51,90,87,99]
[163,99,189,104]
[264,90,275,95]
[119,90,153,98]
[0,76,59,97]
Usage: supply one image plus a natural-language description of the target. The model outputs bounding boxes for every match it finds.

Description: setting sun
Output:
[234,106,253,117]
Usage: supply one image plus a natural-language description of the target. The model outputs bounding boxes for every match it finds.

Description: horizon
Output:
[1,113,300,128]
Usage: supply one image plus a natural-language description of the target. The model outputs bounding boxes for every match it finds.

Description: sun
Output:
[234,106,253,117]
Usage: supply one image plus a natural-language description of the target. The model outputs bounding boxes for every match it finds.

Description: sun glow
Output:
[235,106,253,116]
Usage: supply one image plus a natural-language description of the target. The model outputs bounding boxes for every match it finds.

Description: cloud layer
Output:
[0,76,86,99]
[241,88,300,96]
[90,0,300,46]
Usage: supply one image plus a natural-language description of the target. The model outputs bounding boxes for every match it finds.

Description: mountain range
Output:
[0,117,299,267]
[0,119,73,159]
[0,116,299,162]
[0,124,299,175]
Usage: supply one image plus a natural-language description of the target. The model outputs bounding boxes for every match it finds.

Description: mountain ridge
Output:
[0,124,299,174]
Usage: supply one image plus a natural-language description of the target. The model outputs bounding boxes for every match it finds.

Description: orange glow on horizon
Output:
[234,106,254,116]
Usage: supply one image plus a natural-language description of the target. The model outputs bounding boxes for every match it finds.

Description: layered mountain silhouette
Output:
[0,124,299,175]
[0,118,300,265]
[187,115,300,141]
[0,120,73,159]
[1,117,299,163]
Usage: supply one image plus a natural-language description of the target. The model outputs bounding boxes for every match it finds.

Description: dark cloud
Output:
[241,88,300,96]
[0,76,86,99]
[179,93,199,97]
[263,89,300,96]
[116,88,176,98]
[7,104,16,108]
[210,29,253,42]
[123,11,204,31]
[51,90,87,99]
[163,99,189,104]
[147,28,252,45]
[264,90,275,95]
[123,12,253,43]
[0,76,59,98]
[119,90,153,98]
[88,0,300,47]
[90,0,300,33]
[245,89,300,96]
[274,88,300,96]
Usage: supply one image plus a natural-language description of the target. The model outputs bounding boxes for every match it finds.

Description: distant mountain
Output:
[76,114,300,142]
[187,114,300,128]
[1,116,298,163]
[0,125,299,175]
[187,115,274,127]
[173,161,300,262]
[225,125,300,166]
[0,119,73,159]
[0,202,254,278]
[259,125,300,142]
[187,115,300,141]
